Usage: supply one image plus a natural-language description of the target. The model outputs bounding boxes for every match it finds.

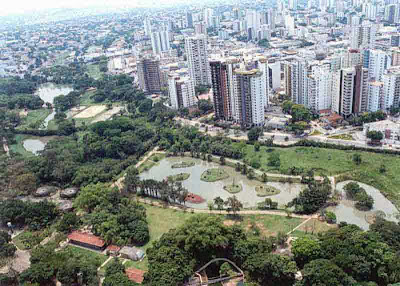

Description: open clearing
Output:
[92,106,123,123]
[74,105,106,118]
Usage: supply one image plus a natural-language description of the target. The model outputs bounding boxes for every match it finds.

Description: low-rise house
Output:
[68,231,106,251]
[120,246,145,261]
[363,119,400,144]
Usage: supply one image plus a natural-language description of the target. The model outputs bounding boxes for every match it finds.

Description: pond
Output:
[140,157,305,209]
[23,136,56,155]
[328,181,399,230]
[35,83,74,129]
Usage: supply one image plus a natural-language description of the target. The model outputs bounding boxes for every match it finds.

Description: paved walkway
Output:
[136,197,315,219]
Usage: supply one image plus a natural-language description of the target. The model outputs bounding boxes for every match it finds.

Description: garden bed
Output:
[171,161,195,169]
[223,183,242,194]
[255,185,281,197]
[167,173,190,182]
[200,168,229,182]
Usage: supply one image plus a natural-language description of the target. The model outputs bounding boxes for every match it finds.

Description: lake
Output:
[23,136,57,155]
[328,181,399,230]
[35,83,73,129]
[140,157,305,209]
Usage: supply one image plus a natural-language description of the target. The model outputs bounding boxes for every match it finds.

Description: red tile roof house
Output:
[68,231,106,251]
[126,268,145,284]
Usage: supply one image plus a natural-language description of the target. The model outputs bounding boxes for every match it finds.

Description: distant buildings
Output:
[137,57,162,94]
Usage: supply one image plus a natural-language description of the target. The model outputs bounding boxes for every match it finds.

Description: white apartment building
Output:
[168,75,196,110]
[367,81,384,112]
[185,34,210,86]
[307,69,333,112]
[350,24,377,50]
[367,50,391,82]
[143,18,152,36]
[151,31,170,55]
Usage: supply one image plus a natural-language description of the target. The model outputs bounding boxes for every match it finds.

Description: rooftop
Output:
[126,268,145,284]
[68,231,106,248]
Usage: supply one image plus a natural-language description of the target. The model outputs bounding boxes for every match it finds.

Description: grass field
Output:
[232,215,305,236]
[236,144,400,209]
[13,230,47,250]
[17,109,52,129]
[79,90,97,106]
[9,134,34,157]
[63,245,108,266]
[328,134,354,141]
[201,168,229,182]
[309,130,322,136]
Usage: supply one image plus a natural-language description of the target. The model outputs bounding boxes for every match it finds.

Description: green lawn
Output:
[17,109,52,129]
[144,204,195,248]
[79,90,97,106]
[63,245,108,266]
[328,134,354,141]
[9,134,34,157]
[237,214,305,236]
[13,230,47,250]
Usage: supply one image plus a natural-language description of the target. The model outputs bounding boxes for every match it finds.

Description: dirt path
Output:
[286,217,313,235]
[2,137,10,157]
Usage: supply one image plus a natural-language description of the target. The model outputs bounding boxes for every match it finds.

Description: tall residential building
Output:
[210,59,237,121]
[151,31,170,55]
[338,68,356,117]
[204,8,214,28]
[233,67,266,128]
[289,0,298,10]
[185,35,210,86]
[307,68,333,112]
[368,81,384,112]
[353,65,369,114]
[392,48,400,66]
[210,57,268,126]
[137,58,162,94]
[383,68,400,110]
[186,11,193,28]
[384,4,398,23]
[365,49,392,81]
[143,18,152,36]
[168,75,196,110]
[246,10,262,40]
[285,60,309,106]
[350,24,377,49]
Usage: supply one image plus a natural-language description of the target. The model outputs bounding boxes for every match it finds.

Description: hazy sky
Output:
[0,0,173,16]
